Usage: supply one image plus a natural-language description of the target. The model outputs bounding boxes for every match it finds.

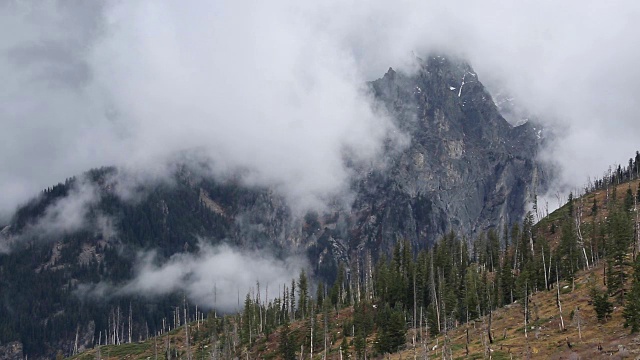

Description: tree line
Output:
[236,173,640,358]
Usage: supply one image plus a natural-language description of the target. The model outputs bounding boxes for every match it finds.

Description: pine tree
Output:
[607,209,633,301]
[331,264,345,308]
[374,304,406,354]
[625,188,635,213]
[624,257,640,332]
[567,192,574,218]
[241,293,254,345]
[278,320,297,360]
[290,280,296,321]
[316,282,324,310]
[590,286,613,322]
[558,221,579,284]
[499,248,514,305]
[298,270,309,319]
[353,301,374,359]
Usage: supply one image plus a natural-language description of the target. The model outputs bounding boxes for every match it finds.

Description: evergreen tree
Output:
[353,301,374,359]
[624,258,640,332]
[241,293,254,345]
[567,192,574,218]
[463,266,480,320]
[487,229,500,272]
[316,282,324,311]
[278,320,297,360]
[625,188,635,213]
[607,209,633,300]
[558,221,579,283]
[297,270,309,319]
[330,264,345,308]
[374,304,406,354]
[290,279,296,320]
[499,248,514,305]
[590,286,613,322]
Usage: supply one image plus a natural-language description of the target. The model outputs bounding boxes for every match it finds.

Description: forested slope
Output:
[67,152,640,359]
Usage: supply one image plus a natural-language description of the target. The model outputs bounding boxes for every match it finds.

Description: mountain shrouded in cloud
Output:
[0,1,404,218]
[2,1,640,219]
[6,1,640,357]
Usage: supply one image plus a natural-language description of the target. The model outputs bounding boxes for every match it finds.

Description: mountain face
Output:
[354,56,545,255]
[0,55,546,358]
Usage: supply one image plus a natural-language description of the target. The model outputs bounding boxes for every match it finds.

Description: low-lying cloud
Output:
[25,180,99,237]
[76,243,308,312]
[0,177,113,254]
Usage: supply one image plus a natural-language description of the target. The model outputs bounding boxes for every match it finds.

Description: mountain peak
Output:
[384,66,396,79]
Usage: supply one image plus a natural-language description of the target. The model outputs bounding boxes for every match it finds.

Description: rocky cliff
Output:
[349,55,544,253]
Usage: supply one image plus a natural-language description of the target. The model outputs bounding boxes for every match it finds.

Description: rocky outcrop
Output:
[0,342,23,360]
[311,55,545,258]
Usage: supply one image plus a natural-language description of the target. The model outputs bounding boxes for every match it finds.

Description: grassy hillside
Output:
[394,262,638,359]
[68,263,640,360]
[68,176,640,359]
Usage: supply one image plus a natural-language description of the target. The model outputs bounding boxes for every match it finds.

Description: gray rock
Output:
[0,341,23,360]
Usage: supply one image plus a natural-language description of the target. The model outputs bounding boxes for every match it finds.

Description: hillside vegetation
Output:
[69,152,640,359]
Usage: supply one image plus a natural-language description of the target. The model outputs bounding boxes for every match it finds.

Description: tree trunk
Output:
[542,245,549,290]
[556,264,565,331]
[431,254,441,332]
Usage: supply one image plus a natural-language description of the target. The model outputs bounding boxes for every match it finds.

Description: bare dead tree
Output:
[555,192,564,211]
[365,250,374,301]
[574,307,582,340]
[424,310,430,360]
[524,283,531,360]
[414,271,418,341]
[635,189,639,261]
[166,325,171,360]
[487,282,494,345]
[556,264,565,331]
[310,308,314,359]
[257,282,263,334]
[574,195,590,269]
[430,253,441,333]
[184,298,192,360]
[545,201,549,219]
[195,305,199,331]
[128,302,132,344]
[324,304,328,360]
[542,245,549,290]
[73,325,79,355]
[355,256,361,304]
[606,167,612,203]
[439,270,448,360]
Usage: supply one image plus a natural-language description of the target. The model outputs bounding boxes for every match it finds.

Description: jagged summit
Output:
[356,54,546,253]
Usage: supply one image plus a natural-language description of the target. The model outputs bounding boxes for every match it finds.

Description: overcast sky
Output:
[2,0,640,219]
